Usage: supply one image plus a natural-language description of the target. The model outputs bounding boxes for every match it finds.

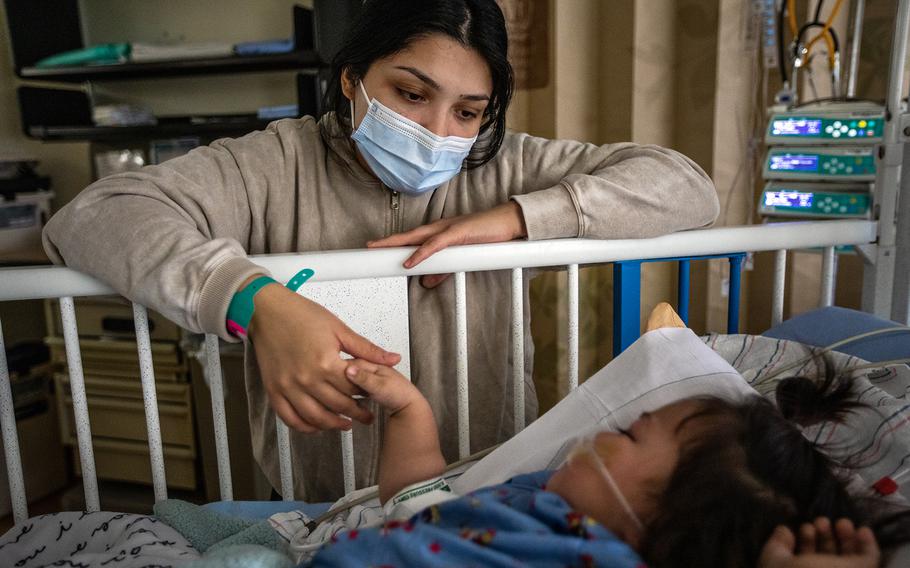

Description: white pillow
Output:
[451,327,756,494]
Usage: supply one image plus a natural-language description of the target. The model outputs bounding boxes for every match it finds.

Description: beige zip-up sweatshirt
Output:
[43,114,719,500]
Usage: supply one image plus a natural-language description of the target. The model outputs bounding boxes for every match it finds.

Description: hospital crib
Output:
[0,218,879,526]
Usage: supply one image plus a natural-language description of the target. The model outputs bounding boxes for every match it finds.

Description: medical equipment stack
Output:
[760,102,881,221]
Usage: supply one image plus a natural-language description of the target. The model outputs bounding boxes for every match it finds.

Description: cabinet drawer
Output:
[57,379,195,449]
[46,297,181,341]
[47,336,187,382]
[55,373,191,405]
[72,438,196,490]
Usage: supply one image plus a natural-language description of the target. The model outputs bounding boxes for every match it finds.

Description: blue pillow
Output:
[763,306,910,363]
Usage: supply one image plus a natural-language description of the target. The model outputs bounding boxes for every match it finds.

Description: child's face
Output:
[546,399,707,547]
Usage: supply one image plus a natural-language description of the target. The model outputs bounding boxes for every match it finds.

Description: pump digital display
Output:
[764,191,813,208]
[771,119,822,136]
[769,154,818,172]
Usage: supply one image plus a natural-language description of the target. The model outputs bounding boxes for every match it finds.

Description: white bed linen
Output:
[452,327,756,493]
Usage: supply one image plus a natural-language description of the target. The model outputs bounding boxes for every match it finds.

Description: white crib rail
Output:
[0,220,878,524]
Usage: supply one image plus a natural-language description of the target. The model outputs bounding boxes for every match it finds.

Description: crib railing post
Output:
[276,420,294,500]
[455,271,470,459]
[203,334,234,501]
[613,261,642,356]
[510,268,525,434]
[60,297,101,512]
[772,250,787,327]
[727,254,745,333]
[132,303,168,503]
[821,246,837,307]
[341,430,355,496]
[0,315,28,525]
[567,264,580,391]
[677,260,691,325]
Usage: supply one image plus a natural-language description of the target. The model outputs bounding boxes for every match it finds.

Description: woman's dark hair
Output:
[640,373,910,568]
[320,0,514,168]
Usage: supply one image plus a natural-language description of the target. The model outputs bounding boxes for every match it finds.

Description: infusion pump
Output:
[761,102,881,223]
[765,102,884,145]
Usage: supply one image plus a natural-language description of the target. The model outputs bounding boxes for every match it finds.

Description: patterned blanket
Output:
[0,511,199,567]
[704,333,910,502]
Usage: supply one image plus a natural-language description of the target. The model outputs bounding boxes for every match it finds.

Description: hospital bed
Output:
[2,216,910,566]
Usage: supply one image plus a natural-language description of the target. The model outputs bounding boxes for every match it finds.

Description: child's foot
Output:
[645,302,686,332]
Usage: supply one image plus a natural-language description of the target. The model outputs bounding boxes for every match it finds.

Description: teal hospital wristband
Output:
[226,276,277,338]
[226,268,315,338]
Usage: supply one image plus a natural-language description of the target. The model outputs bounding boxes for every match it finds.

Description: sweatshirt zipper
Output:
[389,190,401,235]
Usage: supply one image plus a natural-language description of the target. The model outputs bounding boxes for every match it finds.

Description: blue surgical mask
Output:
[350,82,477,195]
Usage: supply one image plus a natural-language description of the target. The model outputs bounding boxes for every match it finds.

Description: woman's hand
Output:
[366,201,527,288]
[758,518,880,568]
[344,359,424,415]
[247,283,401,433]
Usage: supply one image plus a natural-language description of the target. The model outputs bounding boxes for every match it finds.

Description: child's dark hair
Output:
[320,0,514,168]
[641,372,910,568]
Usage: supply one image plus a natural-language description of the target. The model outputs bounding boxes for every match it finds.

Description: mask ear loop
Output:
[350,81,372,129]
[569,440,644,532]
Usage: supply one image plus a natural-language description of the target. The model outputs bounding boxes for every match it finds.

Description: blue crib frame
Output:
[613,253,747,355]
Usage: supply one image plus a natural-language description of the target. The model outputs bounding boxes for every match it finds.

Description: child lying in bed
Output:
[308,306,910,568]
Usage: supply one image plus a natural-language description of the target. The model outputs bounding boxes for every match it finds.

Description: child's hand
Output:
[345,360,424,415]
[758,518,880,568]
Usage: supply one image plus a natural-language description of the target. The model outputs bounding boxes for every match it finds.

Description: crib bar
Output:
[772,250,787,327]
[455,271,470,459]
[203,334,233,501]
[511,268,525,434]
[727,255,744,333]
[60,297,101,512]
[821,247,837,307]
[677,260,690,325]
[0,316,28,524]
[567,264,580,391]
[613,261,641,356]
[132,303,168,503]
[341,430,355,495]
[276,420,293,500]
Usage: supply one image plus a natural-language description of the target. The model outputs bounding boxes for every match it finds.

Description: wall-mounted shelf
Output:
[6,0,359,142]
[27,115,275,142]
[18,51,324,82]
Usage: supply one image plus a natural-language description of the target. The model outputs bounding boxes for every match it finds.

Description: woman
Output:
[42,0,719,500]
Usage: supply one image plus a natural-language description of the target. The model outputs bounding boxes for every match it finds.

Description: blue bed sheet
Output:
[763,306,909,362]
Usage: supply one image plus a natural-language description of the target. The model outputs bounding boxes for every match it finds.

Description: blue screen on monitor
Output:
[764,191,813,208]
[771,118,822,136]
[769,154,819,171]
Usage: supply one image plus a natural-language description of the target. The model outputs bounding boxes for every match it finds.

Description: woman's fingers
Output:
[367,222,446,248]
[420,273,451,288]
[285,390,354,431]
[313,382,374,425]
[404,232,461,268]
[337,325,401,367]
[270,393,317,434]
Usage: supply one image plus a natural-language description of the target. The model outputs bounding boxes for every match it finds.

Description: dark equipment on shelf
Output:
[4,0,362,142]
